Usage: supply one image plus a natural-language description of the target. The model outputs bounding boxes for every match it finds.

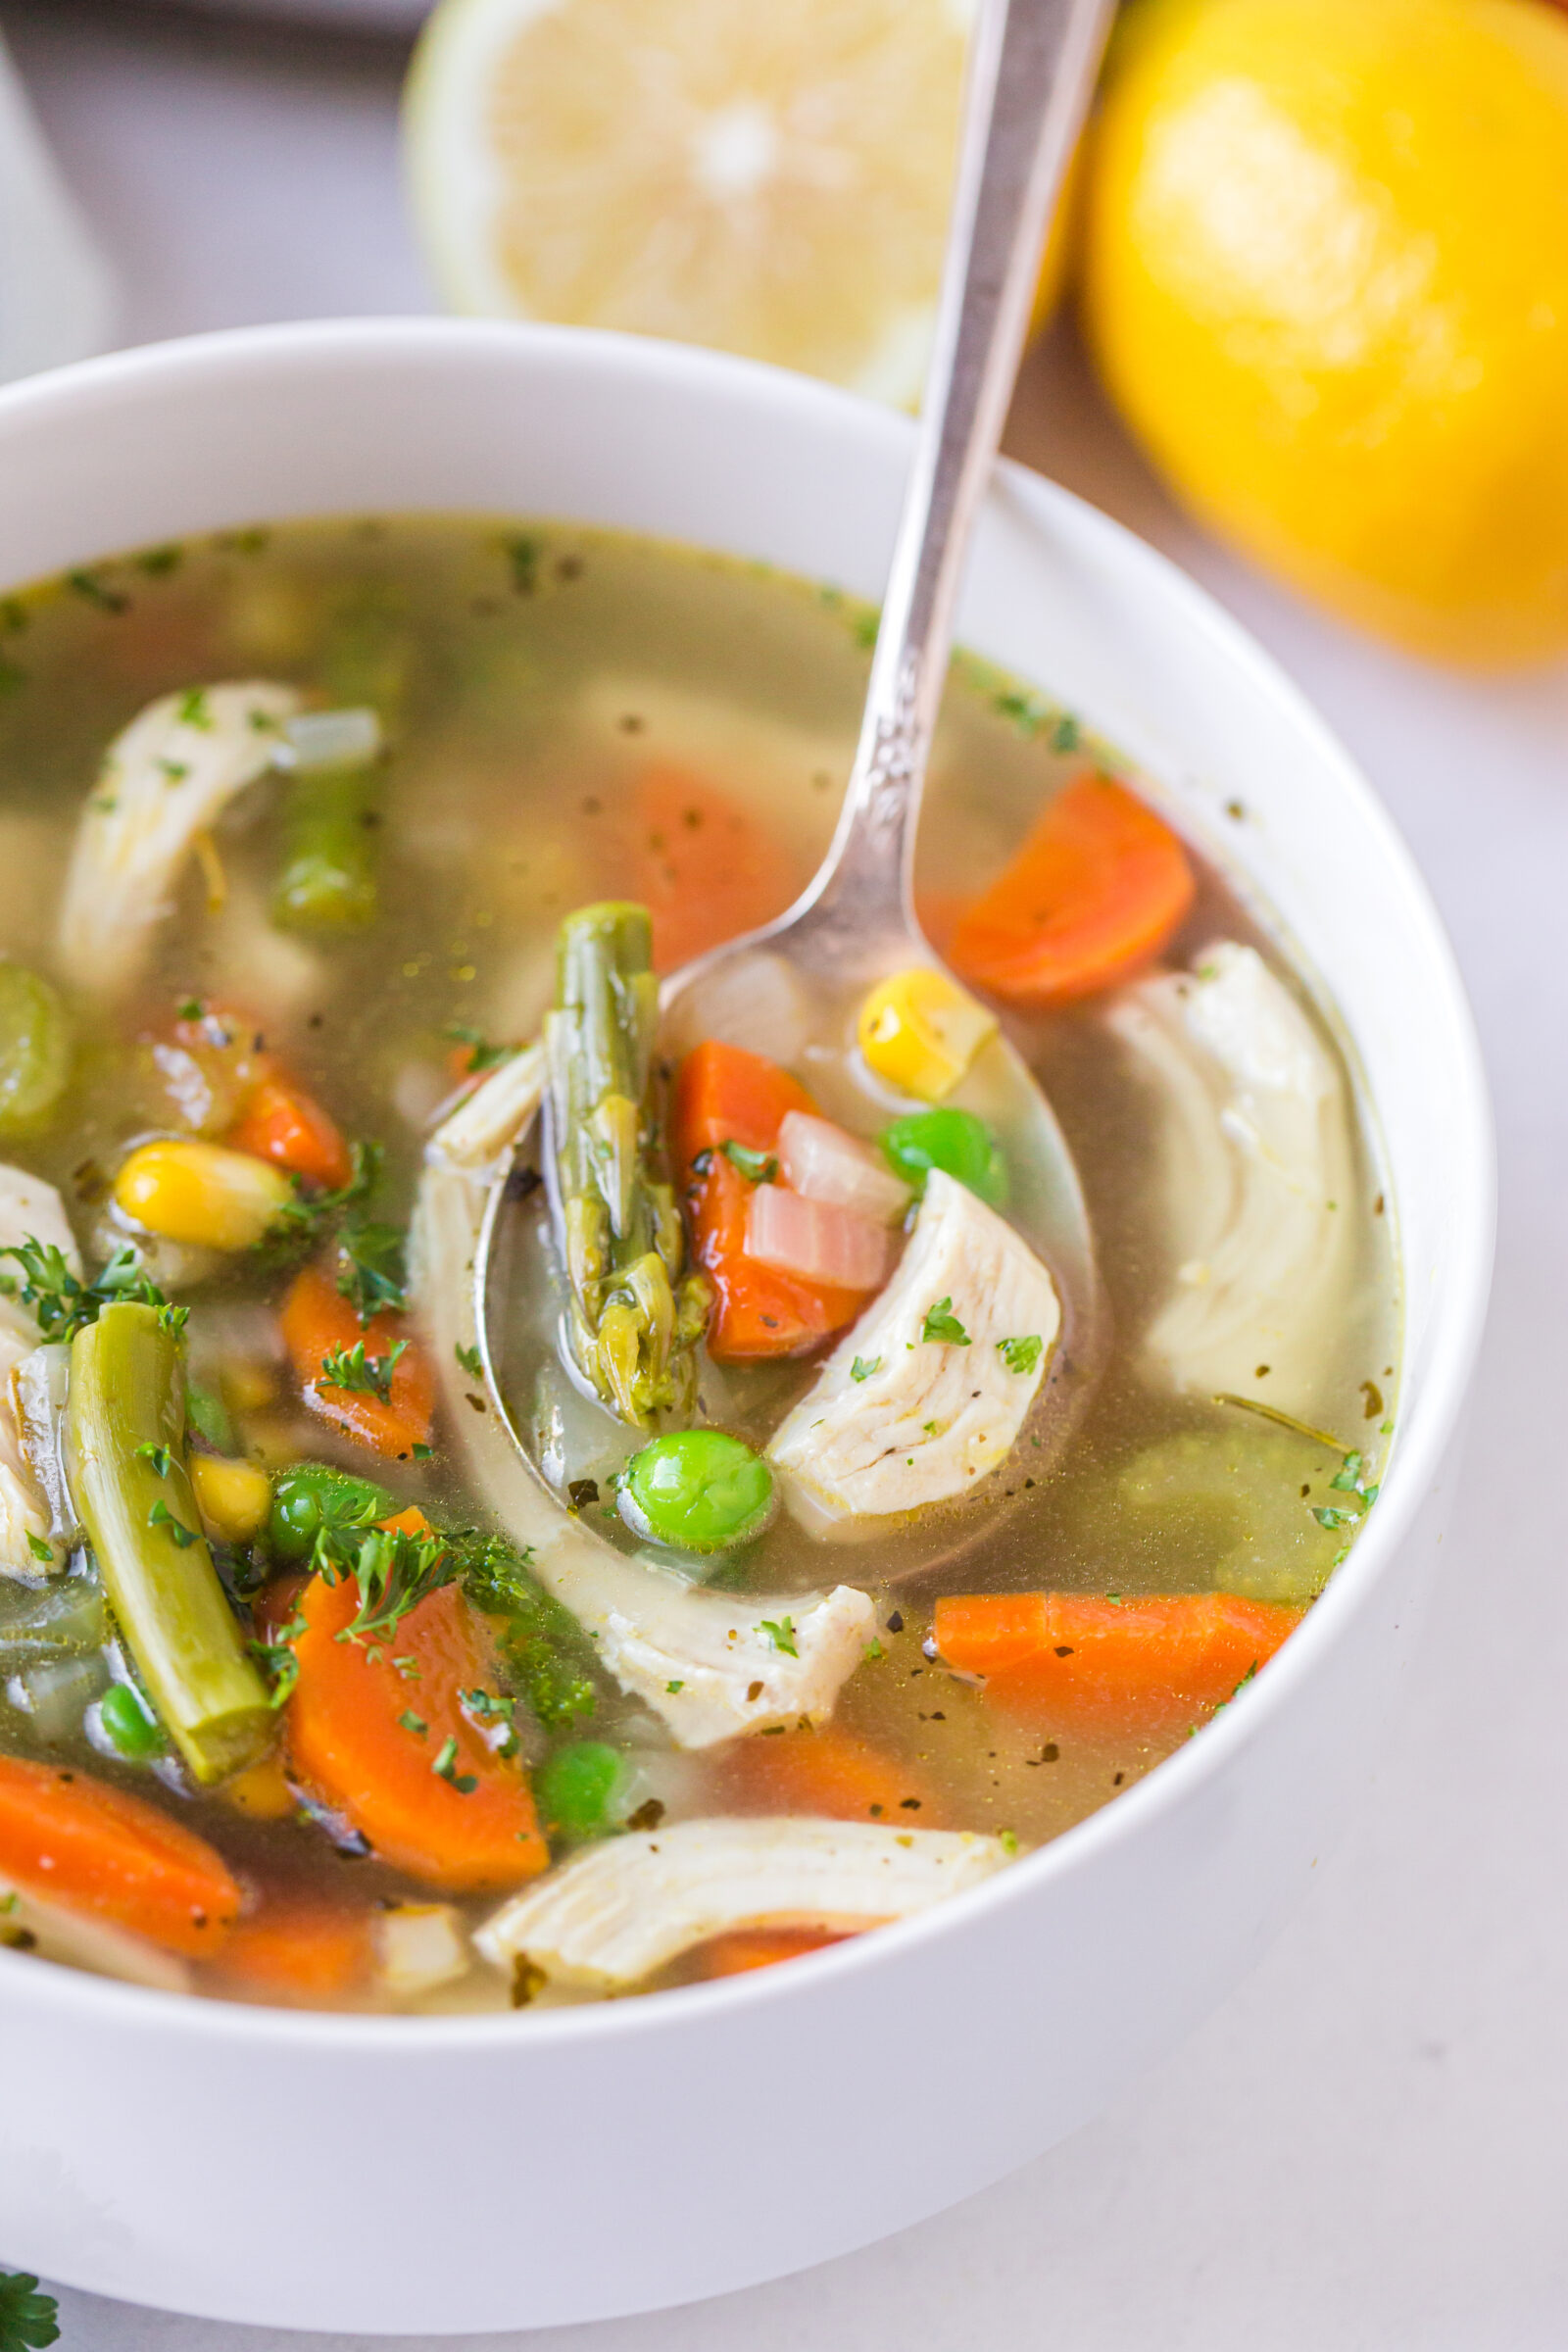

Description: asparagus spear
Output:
[66,1303,272,1784]
[272,583,405,932]
[545,903,710,1425]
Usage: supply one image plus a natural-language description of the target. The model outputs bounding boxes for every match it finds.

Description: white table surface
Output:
[1,4,1563,2344]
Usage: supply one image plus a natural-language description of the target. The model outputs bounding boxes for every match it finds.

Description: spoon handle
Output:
[805,0,1114,946]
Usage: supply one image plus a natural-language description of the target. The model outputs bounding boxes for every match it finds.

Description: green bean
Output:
[619,1430,774,1554]
[545,903,710,1425]
[272,582,405,932]
[0,961,70,1134]
[66,1303,271,1784]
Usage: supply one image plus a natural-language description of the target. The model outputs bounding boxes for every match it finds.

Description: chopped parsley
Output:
[333,1524,453,1647]
[318,1338,407,1402]
[135,1443,172,1478]
[175,686,213,729]
[453,1341,484,1382]
[250,1610,307,1707]
[666,1679,684,1694]
[431,1735,477,1794]
[760,1617,798,1657]
[997,1334,1043,1376]
[455,1531,599,1730]
[851,1354,881,1383]
[398,1709,427,1739]
[443,1021,514,1074]
[720,1140,777,1183]
[336,1216,408,1323]
[24,1532,52,1566]
[921,1297,970,1347]
[147,1499,199,1548]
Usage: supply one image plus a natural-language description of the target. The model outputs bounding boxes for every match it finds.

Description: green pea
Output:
[99,1679,167,1760]
[269,1461,394,1562]
[619,1430,774,1554]
[535,1740,628,1842]
[880,1107,1007,1207]
[0,961,70,1134]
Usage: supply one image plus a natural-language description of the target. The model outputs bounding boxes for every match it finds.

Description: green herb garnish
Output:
[997,1334,1043,1376]
[921,1298,970,1347]
[318,1339,407,1402]
[147,1498,199,1548]
[0,2267,60,2351]
[0,1238,174,1344]
[453,1341,483,1381]
[760,1617,798,1657]
[431,1735,477,1794]
[720,1140,778,1183]
[851,1355,881,1383]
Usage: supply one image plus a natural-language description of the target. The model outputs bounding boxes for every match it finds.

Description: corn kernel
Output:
[190,1452,273,1544]
[223,1750,294,1820]
[858,967,998,1102]
[113,1139,294,1250]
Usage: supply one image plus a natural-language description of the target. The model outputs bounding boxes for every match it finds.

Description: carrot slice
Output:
[949,774,1196,1005]
[279,1262,433,1459]
[0,1755,241,1957]
[671,1041,871,1360]
[633,766,791,973]
[285,1569,549,1893]
[933,1590,1303,1730]
[721,1723,942,1826]
[214,1893,372,1999]
[229,1075,354,1191]
[697,1927,855,1979]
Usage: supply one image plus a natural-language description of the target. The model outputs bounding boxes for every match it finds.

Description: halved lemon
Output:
[403,0,982,404]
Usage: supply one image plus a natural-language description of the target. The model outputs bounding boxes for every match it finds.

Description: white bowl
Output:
[0,319,1493,2335]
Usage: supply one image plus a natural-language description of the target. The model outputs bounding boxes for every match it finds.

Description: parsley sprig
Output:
[0,1237,179,1343]
[0,2268,59,2352]
[318,1338,408,1402]
[921,1297,970,1347]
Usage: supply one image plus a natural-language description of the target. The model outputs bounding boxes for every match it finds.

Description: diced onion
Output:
[777,1111,910,1226]
[744,1184,891,1291]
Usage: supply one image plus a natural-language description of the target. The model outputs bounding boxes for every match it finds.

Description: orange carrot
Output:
[671,1041,871,1360]
[697,1927,855,1980]
[229,1074,354,1191]
[0,1755,241,1957]
[214,1893,372,1999]
[279,1262,433,1460]
[721,1723,942,1826]
[932,1590,1303,1731]
[633,766,792,973]
[949,774,1195,1005]
[285,1568,549,1893]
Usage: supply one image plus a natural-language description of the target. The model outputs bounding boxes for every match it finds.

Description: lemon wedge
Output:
[404,0,979,403]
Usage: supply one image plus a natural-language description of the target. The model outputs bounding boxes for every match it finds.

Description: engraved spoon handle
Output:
[800,0,1114,950]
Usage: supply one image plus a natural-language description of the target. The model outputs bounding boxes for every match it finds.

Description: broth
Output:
[0,519,1397,2010]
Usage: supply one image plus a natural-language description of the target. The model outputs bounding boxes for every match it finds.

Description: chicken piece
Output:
[408,1061,875,1747]
[58,679,301,996]
[475,1815,1016,1992]
[768,1169,1060,1519]
[1106,942,1356,1418]
[0,1166,80,1576]
[374,1902,470,2001]
[426,1042,548,1176]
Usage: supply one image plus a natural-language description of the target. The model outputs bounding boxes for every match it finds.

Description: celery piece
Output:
[66,1303,271,1783]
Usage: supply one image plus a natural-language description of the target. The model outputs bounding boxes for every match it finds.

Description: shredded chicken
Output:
[375,1903,470,2000]
[1107,942,1356,1417]
[475,1815,1016,1991]
[424,1042,548,1175]
[769,1169,1060,1519]
[58,680,301,995]
[0,1166,79,1575]
[409,1054,875,1746]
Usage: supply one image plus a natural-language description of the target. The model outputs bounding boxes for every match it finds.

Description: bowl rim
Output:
[0,314,1497,2054]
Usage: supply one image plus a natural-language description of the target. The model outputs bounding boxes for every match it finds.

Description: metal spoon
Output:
[479,0,1116,1574]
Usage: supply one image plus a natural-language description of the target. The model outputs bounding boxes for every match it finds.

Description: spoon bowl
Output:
[476,0,1116,1580]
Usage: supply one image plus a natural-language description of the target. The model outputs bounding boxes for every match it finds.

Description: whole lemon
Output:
[1082,0,1568,664]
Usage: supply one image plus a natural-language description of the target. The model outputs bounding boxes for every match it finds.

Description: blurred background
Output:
[1,1,1565,2344]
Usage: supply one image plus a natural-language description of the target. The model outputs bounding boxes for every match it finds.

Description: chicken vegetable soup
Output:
[0,520,1396,2009]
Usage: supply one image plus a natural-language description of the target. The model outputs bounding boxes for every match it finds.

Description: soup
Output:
[0,519,1396,2010]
